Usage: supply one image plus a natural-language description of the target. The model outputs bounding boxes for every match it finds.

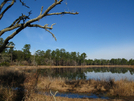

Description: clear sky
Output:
[0,0,134,60]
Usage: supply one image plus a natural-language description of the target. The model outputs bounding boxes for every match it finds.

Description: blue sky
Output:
[0,0,134,60]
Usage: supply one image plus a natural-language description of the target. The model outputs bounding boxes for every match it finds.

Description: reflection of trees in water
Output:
[37,68,86,80]
[52,68,86,80]
[86,67,134,74]
[35,67,134,80]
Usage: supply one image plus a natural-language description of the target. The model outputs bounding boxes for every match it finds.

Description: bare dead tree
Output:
[0,0,78,53]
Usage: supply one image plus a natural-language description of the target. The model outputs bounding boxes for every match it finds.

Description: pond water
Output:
[29,67,134,99]
[36,67,134,81]
[40,90,109,99]
[85,70,134,81]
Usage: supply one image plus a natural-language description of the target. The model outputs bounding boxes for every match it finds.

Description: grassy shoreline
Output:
[0,66,134,101]
[3,65,134,70]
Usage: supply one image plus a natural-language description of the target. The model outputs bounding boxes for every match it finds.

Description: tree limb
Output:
[25,0,64,25]
[9,14,29,27]
[6,45,14,48]
[0,13,31,36]
[28,23,56,30]
[47,11,79,16]
[45,28,57,41]
[0,0,12,12]
[25,0,78,25]
[19,0,29,8]
[0,24,22,36]
[0,26,25,53]
[0,0,79,52]
[39,6,43,16]
[50,90,58,101]
[0,0,31,20]
[0,0,7,12]
[0,0,15,20]
[28,23,57,41]
[55,0,57,3]
[5,26,25,41]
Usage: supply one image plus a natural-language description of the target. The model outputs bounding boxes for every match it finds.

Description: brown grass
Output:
[1,65,134,70]
[0,86,16,101]
[108,79,134,97]
[37,76,134,100]
[0,68,134,101]
[37,76,114,93]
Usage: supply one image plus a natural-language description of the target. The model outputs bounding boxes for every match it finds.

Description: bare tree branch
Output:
[6,45,14,48]
[45,28,57,41]
[19,0,29,8]
[0,0,15,20]
[5,26,25,41]
[0,26,25,52]
[25,0,64,25]
[0,24,22,36]
[9,14,30,27]
[40,6,43,16]
[0,0,78,52]
[0,0,7,12]
[0,0,12,12]
[47,11,79,16]
[28,23,56,30]
[28,23,57,41]
[0,13,30,36]
[55,0,57,3]
[50,90,58,101]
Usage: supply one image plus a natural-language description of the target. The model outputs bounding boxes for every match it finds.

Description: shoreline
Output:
[2,65,134,70]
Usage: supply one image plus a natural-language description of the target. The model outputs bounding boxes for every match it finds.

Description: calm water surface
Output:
[85,70,134,81]
[36,67,134,81]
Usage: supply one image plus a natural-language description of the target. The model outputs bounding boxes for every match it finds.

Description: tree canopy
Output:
[1,41,134,66]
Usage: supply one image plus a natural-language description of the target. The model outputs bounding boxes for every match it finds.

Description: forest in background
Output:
[0,38,134,66]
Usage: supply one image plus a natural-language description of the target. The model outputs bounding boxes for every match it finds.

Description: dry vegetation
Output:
[37,76,134,99]
[9,65,134,70]
[0,68,134,101]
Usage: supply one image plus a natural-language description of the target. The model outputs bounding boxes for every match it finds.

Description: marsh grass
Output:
[0,85,16,101]
[0,68,59,101]
[107,79,134,97]
[0,68,134,101]
[37,75,134,100]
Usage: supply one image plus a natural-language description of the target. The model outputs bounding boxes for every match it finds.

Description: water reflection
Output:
[85,71,134,81]
[85,67,134,81]
[36,67,134,81]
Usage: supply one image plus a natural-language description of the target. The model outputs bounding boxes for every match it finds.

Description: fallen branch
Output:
[50,90,58,101]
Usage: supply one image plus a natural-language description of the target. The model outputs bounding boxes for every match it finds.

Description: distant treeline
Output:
[0,40,134,66]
